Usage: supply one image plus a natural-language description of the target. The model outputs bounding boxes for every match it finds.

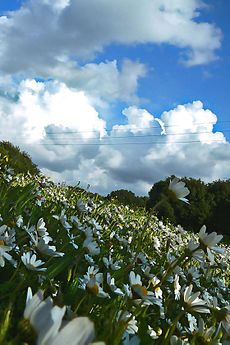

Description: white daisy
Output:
[21,252,47,271]
[198,225,225,263]
[83,237,100,256]
[36,238,64,257]
[183,284,210,313]
[0,245,16,267]
[169,177,190,203]
[24,287,98,345]
[174,274,181,300]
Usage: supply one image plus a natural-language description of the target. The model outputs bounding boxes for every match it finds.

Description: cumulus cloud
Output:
[0,60,146,112]
[0,79,106,142]
[0,0,221,79]
[0,80,229,195]
[0,79,106,173]
[41,59,147,105]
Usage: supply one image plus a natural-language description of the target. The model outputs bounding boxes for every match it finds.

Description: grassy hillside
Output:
[0,152,229,344]
[0,141,40,175]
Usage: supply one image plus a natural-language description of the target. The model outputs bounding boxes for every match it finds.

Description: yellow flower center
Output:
[86,282,99,295]
[155,287,162,296]
[132,284,148,298]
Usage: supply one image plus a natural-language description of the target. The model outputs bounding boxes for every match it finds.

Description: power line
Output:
[6,129,230,145]
[43,129,230,140]
[18,139,227,146]
[44,120,230,135]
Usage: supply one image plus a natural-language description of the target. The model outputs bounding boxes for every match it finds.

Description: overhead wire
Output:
[42,129,230,140]
[3,120,230,146]
[12,127,229,145]
[15,139,228,146]
[44,120,230,135]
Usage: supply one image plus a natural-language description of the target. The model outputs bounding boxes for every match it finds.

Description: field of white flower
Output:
[0,154,229,345]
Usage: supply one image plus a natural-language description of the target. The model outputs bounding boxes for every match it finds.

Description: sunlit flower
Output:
[0,245,16,267]
[103,255,121,270]
[35,191,46,206]
[199,225,223,247]
[147,325,162,339]
[53,210,72,230]
[198,225,224,263]
[117,310,138,335]
[84,254,94,264]
[83,237,100,256]
[36,238,64,257]
[77,199,87,213]
[187,240,204,262]
[129,271,161,305]
[151,276,163,299]
[36,218,49,239]
[16,215,24,228]
[169,177,190,203]
[80,266,109,298]
[183,284,210,313]
[24,287,98,345]
[107,273,124,296]
[0,225,16,248]
[21,252,47,271]
[174,274,181,300]
[153,237,161,251]
[187,313,197,332]
[129,271,148,299]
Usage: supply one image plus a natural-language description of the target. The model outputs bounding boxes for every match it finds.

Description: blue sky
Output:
[0,0,229,194]
[93,1,230,139]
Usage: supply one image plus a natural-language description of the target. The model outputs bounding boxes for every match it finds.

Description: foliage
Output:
[0,155,229,345]
[0,141,40,175]
[147,176,230,236]
[207,180,230,235]
[107,189,147,209]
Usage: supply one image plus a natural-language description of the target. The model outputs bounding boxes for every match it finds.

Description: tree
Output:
[106,189,147,208]
[146,176,179,223]
[147,176,214,233]
[173,178,213,232]
[207,179,230,235]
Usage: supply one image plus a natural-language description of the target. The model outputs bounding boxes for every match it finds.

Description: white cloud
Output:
[42,59,147,104]
[161,101,225,143]
[1,81,229,196]
[0,79,106,173]
[0,58,146,107]
[0,0,221,79]
[111,106,165,135]
[5,79,106,141]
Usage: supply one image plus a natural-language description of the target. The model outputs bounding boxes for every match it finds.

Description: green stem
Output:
[156,253,187,288]
[156,243,200,289]
[162,309,186,345]
[74,294,88,314]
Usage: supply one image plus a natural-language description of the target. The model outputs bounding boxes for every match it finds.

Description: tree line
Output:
[107,177,230,236]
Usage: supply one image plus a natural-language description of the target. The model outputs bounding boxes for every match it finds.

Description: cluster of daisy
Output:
[0,158,229,345]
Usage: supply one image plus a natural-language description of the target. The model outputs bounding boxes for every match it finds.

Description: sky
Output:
[0,0,229,196]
